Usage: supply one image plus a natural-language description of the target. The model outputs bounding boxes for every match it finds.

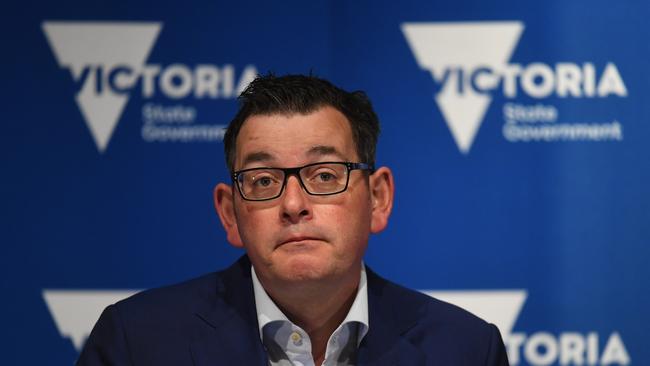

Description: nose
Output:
[280,175,312,224]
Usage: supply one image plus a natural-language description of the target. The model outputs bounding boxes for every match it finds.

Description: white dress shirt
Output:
[251,265,369,366]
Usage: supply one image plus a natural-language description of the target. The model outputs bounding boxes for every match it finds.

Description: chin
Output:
[276,254,334,282]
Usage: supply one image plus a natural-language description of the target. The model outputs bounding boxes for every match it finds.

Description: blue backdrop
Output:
[2,0,648,364]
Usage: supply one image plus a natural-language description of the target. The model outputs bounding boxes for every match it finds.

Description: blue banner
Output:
[2,0,647,364]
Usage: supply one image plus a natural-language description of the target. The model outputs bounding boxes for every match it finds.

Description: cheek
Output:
[236,206,275,248]
[321,200,372,246]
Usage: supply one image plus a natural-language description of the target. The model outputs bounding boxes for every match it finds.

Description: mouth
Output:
[277,235,324,248]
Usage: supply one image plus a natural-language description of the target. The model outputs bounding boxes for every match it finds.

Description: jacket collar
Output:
[190,256,269,365]
[190,256,426,366]
[356,267,427,366]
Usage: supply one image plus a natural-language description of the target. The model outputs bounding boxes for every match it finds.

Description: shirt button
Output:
[291,332,303,346]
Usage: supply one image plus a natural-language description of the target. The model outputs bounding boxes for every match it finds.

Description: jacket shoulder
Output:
[366,269,509,365]
[78,257,263,365]
[115,255,252,315]
[367,267,491,330]
[115,271,222,314]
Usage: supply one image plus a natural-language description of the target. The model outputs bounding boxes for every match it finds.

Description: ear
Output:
[369,166,394,234]
[214,183,244,248]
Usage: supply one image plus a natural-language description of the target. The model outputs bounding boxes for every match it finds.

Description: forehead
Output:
[234,106,357,169]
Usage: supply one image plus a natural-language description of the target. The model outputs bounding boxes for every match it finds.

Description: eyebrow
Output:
[241,151,275,167]
[239,145,348,169]
[307,145,347,160]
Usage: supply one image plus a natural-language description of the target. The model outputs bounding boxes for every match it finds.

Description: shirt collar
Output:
[251,264,369,344]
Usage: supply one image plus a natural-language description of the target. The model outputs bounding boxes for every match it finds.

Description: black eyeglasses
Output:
[232,162,374,201]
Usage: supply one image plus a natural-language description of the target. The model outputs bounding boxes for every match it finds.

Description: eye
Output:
[316,172,335,182]
[252,174,279,187]
[308,167,340,183]
[256,177,272,186]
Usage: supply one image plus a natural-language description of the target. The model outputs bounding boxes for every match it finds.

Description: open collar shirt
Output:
[251,265,369,366]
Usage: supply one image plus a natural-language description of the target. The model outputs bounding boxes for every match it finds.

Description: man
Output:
[78,74,509,365]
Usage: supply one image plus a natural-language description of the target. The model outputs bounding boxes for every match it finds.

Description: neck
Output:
[259,267,360,363]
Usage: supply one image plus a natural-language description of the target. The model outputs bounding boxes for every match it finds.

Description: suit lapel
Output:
[190,256,269,366]
[357,268,426,366]
[187,258,426,365]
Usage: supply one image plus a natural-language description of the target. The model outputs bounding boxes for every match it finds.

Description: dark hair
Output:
[223,74,380,172]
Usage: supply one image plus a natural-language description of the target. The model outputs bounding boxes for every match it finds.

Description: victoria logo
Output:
[401,22,627,153]
[42,21,256,153]
[42,22,161,152]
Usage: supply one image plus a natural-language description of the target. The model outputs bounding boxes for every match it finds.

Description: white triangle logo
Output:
[42,289,140,351]
[401,22,524,153]
[42,21,162,152]
[423,290,527,340]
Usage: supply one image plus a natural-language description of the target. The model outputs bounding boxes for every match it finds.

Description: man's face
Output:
[223,106,375,285]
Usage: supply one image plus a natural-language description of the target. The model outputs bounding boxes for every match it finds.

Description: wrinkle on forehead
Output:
[234,107,357,169]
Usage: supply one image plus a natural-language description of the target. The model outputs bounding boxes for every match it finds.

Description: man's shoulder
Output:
[365,268,508,364]
[367,267,490,327]
[116,271,221,312]
[78,257,264,365]
[113,256,252,320]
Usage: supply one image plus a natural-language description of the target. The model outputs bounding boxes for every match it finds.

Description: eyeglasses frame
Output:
[232,161,375,201]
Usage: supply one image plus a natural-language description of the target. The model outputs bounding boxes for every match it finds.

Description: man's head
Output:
[214,74,394,291]
[223,74,380,173]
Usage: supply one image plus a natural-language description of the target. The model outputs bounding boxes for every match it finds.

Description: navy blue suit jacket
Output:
[78,256,509,365]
